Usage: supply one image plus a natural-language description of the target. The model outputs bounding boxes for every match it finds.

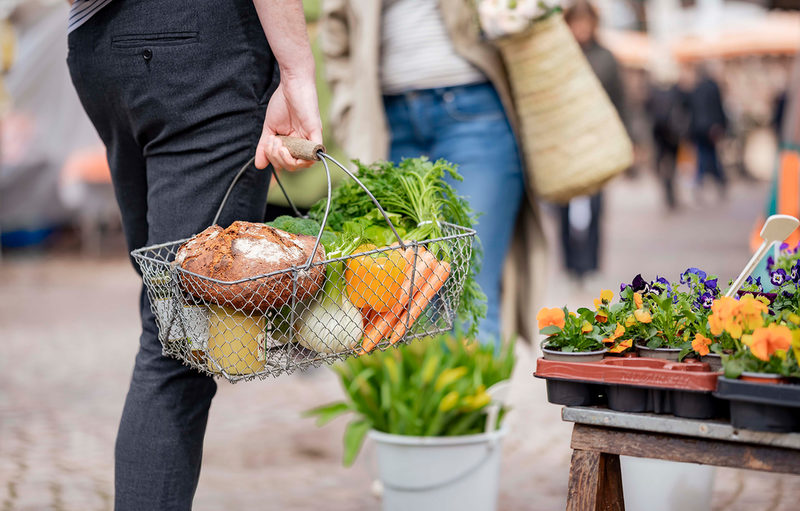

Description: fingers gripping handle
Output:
[277,136,325,161]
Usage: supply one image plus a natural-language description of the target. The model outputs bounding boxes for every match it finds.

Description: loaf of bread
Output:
[175,221,326,313]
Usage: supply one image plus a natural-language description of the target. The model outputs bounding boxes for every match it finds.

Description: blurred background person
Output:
[320,0,546,346]
[558,0,627,283]
[688,63,728,199]
[646,68,688,210]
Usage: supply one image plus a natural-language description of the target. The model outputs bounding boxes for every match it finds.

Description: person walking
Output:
[320,0,547,346]
[646,79,688,210]
[558,0,627,282]
[66,0,322,508]
[688,64,728,197]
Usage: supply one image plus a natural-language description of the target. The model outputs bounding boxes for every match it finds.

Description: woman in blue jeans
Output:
[383,85,524,344]
[322,0,529,345]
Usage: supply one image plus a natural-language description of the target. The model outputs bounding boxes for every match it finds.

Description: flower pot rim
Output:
[368,426,509,446]
[540,339,607,356]
[739,371,787,381]
[634,342,682,352]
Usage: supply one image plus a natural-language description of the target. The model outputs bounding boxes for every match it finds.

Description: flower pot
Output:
[370,428,507,511]
[700,353,722,372]
[715,377,800,432]
[540,340,606,362]
[739,372,787,384]
[535,357,721,419]
[635,343,681,361]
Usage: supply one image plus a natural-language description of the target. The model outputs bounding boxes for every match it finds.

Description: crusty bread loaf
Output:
[175,221,326,312]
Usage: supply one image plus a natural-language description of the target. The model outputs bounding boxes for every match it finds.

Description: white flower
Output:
[476,0,559,38]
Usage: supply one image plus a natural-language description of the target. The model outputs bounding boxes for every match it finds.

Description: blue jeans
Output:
[68,0,274,508]
[384,82,525,344]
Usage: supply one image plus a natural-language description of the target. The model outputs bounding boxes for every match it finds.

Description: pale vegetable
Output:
[296,261,363,354]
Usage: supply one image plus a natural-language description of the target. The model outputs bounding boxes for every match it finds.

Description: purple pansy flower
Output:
[680,268,707,285]
[704,278,720,297]
[792,261,800,283]
[744,275,764,291]
[698,292,714,309]
[767,256,775,271]
[631,274,650,294]
[780,242,790,252]
[771,269,788,287]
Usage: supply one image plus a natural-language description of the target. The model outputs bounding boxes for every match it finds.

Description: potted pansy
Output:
[702,293,797,382]
[722,320,800,383]
[537,304,606,362]
[618,269,721,362]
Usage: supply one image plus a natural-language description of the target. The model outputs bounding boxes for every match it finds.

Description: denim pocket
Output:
[441,84,506,122]
[111,31,199,51]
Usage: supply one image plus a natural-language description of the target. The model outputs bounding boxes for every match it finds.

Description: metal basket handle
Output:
[211,136,406,269]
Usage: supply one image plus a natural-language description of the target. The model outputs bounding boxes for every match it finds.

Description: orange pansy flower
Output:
[633,309,652,324]
[537,307,566,331]
[633,292,643,309]
[692,334,712,357]
[609,339,633,353]
[603,323,625,344]
[744,324,792,361]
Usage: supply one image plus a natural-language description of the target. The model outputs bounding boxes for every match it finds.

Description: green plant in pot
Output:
[721,315,800,383]
[305,334,514,511]
[620,270,720,362]
[537,304,606,362]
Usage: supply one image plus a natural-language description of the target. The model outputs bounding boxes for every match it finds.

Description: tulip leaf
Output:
[342,419,371,467]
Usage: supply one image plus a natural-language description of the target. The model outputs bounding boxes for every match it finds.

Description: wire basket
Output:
[131,138,475,382]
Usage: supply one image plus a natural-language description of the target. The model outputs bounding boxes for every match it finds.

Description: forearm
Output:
[252,0,315,82]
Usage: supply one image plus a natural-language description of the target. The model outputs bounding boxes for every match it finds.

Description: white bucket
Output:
[620,457,715,511]
[369,427,507,511]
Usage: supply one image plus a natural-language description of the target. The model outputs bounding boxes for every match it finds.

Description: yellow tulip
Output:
[435,367,468,391]
[439,391,460,412]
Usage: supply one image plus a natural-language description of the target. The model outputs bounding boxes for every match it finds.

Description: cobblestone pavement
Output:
[2,174,799,510]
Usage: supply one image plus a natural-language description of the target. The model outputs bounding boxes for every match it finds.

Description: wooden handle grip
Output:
[278,136,325,161]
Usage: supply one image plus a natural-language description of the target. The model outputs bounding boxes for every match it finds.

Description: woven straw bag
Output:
[496,13,633,203]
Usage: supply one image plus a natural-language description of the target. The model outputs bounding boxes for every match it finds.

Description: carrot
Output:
[388,260,451,346]
[360,250,437,354]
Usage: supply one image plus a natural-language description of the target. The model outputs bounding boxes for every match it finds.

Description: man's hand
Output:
[252,0,323,172]
[255,79,322,171]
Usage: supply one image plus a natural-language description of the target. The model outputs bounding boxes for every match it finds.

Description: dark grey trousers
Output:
[67,1,275,508]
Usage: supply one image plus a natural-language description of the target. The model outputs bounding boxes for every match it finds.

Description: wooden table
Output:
[562,407,800,511]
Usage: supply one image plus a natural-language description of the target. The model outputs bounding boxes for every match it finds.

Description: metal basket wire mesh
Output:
[131,148,475,381]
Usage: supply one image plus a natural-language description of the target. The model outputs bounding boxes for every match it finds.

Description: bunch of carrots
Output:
[345,244,451,354]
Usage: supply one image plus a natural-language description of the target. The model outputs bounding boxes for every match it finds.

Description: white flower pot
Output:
[620,457,714,511]
[369,427,507,511]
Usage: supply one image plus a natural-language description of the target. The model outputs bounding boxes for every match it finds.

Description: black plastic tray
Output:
[544,377,725,419]
[714,377,800,432]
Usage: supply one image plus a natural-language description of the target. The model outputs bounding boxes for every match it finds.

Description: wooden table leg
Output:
[566,449,624,511]
[597,453,624,511]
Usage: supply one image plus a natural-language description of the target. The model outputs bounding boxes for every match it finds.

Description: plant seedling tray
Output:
[535,357,724,420]
[714,377,800,432]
